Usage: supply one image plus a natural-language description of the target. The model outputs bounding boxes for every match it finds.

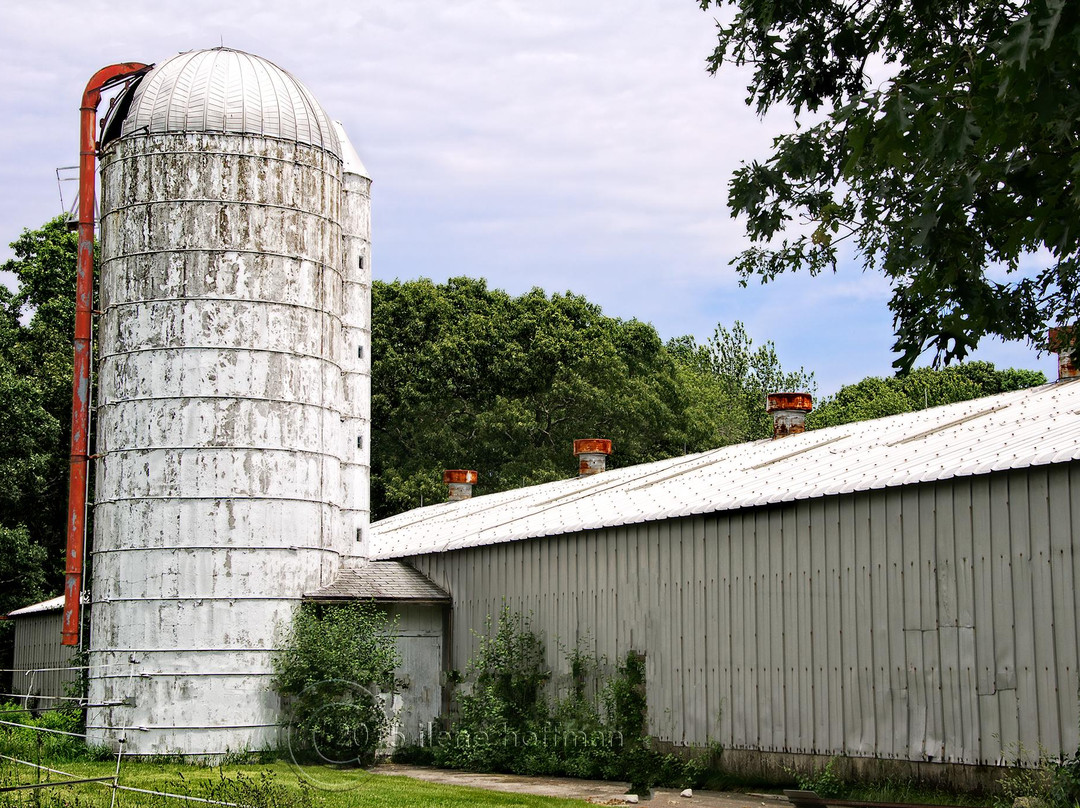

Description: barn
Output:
[369,362,1080,783]
[11,46,1079,775]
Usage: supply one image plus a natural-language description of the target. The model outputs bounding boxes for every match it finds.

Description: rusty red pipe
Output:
[63,63,149,647]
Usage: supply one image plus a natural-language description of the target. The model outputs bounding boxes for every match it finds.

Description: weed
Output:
[431,608,707,791]
[994,744,1080,808]
[788,756,845,798]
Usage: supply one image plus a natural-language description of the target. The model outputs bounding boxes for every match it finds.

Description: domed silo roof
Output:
[105,48,340,156]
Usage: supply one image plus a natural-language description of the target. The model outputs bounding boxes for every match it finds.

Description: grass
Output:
[844,779,992,807]
[0,759,591,807]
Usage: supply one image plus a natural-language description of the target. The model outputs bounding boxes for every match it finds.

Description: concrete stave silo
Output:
[334,122,373,556]
[86,48,369,755]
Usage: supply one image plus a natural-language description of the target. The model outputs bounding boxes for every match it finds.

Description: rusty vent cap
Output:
[573,439,612,456]
[1048,326,1075,352]
[766,392,813,413]
[443,469,478,485]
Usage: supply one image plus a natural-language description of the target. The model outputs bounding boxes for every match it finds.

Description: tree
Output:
[371,279,811,518]
[698,0,1080,371]
[668,321,815,443]
[807,361,1046,429]
[0,217,79,614]
[371,278,698,517]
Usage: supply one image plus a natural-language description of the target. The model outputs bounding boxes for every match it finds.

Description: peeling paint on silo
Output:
[334,121,372,557]
[86,49,367,756]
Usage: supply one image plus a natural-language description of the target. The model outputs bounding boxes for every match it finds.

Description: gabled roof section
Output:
[371,378,1080,559]
[7,595,64,618]
[306,560,449,603]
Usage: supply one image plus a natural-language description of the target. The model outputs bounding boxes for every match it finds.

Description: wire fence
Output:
[0,753,245,806]
[0,662,280,808]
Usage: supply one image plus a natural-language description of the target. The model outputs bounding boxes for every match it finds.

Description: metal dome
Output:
[115,48,341,155]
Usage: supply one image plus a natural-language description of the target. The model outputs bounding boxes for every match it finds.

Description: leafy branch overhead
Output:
[700,0,1080,370]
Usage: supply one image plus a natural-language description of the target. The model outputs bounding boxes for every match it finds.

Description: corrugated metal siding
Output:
[11,612,78,703]
[410,464,1080,765]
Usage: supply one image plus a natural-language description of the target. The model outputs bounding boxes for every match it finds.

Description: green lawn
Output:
[0,760,589,807]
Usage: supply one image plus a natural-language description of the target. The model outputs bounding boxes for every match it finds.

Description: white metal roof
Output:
[371,378,1080,559]
[6,595,64,618]
[332,121,370,179]
[119,48,340,155]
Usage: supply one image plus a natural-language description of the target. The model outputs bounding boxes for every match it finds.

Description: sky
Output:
[0,0,1058,396]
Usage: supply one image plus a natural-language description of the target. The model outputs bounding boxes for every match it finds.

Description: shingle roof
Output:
[306,560,449,602]
[371,378,1080,559]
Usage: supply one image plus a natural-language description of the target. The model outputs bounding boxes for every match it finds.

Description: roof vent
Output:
[573,439,612,476]
[766,393,813,439]
[1048,327,1079,380]
[443,469,478,501]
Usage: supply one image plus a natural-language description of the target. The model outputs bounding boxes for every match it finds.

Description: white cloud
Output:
[0,0,1051,393]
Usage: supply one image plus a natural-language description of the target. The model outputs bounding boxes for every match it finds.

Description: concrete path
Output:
[374,763,789,808]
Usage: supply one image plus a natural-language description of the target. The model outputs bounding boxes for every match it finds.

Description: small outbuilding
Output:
[5,596,78,709]
[305,559,450,744]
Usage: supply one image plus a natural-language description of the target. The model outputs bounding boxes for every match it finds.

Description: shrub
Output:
[790,757,845,799]
[431,607,707,791]
[272,601,399,766]
[433,607,550,772]
[995,745,1080,808]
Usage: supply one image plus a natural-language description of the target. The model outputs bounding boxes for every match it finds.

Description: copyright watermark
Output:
[283,679,393,792]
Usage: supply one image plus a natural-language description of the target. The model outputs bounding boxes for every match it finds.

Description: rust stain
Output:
[573,438,612,456]
[766,392,813,439]
[766,392,813,413]
[1049,326,1079,379]
[443,469,478,485]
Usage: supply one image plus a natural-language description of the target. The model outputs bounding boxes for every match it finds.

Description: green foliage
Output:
[372,276,814,518]
[373,278,697,517]
[699,0,1080,370]
[669,321,815,443]
[603,652,646,746]
[845,778,989,806]
[272,602,400,766]
[159,769,314,808]
[0,704,111,763]
[432,609,705,791]
[0,217,80,617]
[0,527,48,618]
[468,607,551,736]
[0,763,313,808]
[790,757,846,799]
[0,758,593,808]
[994,744,1080,808]
[432,607,551,773]
[808,361,1046,429]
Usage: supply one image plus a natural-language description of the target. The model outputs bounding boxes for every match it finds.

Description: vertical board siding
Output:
[409,463,1080,765]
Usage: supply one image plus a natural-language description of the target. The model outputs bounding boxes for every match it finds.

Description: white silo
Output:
[333,121,373,557]
[87,48,370,755]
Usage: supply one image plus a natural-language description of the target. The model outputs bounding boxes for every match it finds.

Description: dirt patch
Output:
[374,763,788,808]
